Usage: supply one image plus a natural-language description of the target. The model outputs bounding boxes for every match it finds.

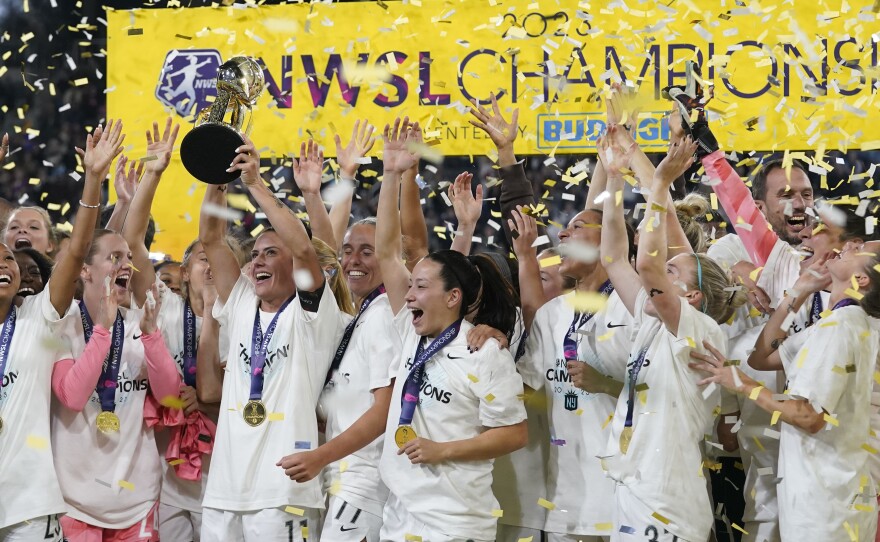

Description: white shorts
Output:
[547,533,607,542]
[200,507,321,542]
[0,514,63,542]
[380,493,492,542]
[496,524,545,542]
[320,495,382,542]
[611,486,694,542]
[159,502,202,542]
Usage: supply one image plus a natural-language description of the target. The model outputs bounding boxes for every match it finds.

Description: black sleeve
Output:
[297,280,326,313]
[498,161,548,249]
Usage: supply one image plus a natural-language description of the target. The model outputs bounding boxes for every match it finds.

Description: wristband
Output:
[79,200,100,209]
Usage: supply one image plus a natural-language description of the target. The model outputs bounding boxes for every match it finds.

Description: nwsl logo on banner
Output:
[155,49,222,120]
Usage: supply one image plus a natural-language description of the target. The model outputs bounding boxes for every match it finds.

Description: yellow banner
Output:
[107,0,880,257]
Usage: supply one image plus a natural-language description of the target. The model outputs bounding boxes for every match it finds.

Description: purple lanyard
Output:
[623,346,650,429]
[79,301,124,413]
[563,280,614,361]
[324,284,386,386]
[832,298,859,311]
[0,307,18,400]
[248,296,296,401]
[398,319,462,426]
[182,301,197,387]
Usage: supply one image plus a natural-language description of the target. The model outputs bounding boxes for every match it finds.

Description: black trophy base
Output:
[180,124,246,185]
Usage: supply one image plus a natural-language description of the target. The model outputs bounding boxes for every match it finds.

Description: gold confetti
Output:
[537,498,556,510]
[26,435,48,449]
[118,480,135,491]
[268,412,285,421]
[284,506,304,516]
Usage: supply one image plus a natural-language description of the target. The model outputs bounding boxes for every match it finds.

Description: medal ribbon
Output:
[0,307,19,404]
[832,298,860,311]
[79,301,124,413]
[324,284,386,386]
[623,346,650,430]
[805,292,823,327]
[248,295,296,401]
[563,280,614,361]
[182,301,197,387]
[398,319,463,427]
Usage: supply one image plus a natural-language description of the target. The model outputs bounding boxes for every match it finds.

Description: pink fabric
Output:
[52,326,111,411]
[140,330,182,405]
[702,150,778,266]
[60,501,159,541]
[143,395,216,482]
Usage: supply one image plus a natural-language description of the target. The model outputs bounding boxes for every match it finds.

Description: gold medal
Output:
[96,411,120,434]
[394,425,417,448]
[243,400,267,427]
[619,426,633,454]
[0,415,4,435]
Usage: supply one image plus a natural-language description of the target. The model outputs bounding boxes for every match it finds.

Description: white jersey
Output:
[517,290,632,536]
[0,289,70,529]
[318,293,397,517]
[379,310,526,541]
[205,274,345,512]
[52,303,160,528]
[494,306,549,531]
[603,289,727,542]
[155,286,228,513]
[777,306,879,540]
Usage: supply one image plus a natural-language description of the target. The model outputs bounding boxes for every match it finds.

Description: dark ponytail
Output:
[468,253,518,341]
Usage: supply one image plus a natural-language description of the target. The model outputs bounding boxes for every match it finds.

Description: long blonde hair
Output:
[312,237,355,316]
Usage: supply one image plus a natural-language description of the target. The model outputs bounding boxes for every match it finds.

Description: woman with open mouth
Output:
[692,239,880,541]
[374,117,527,542]
[3,205,58,258]
[0,122,138,541]
[13,247,52,298]
[597,130,747,542]
[49,120,183,542]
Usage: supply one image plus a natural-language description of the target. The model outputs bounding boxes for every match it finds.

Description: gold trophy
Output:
[180,56,265,184]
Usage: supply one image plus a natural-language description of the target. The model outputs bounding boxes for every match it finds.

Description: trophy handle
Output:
[207,89,232,124]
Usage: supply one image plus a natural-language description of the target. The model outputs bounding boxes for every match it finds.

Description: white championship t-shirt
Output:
[379,310,526,541]
[516,290,632,536]
[0,289,70,529]
[155,284,229,513]
[204,274,345,512]
[52,302,160,529]
[777,305,879,539]
[603,289,727,542]
[318,293,397,517]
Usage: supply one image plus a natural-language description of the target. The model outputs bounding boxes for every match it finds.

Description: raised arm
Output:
[51,121,125,316]
[399,133,428,270]
[448,172,483,256]
[139,284,184,403]
[195,285,223,404]
[329,120,375,251]
[468,93,537,248]
[634,136,699,336]
[508,208,545,329]
[597,133,641,315]
[293,140,336,248]
[748,256,830,371]
[376,118,420,313]
[230,136,323,291]
[123,118,179,307]
[105,155,141,233]
[198,184,239,305]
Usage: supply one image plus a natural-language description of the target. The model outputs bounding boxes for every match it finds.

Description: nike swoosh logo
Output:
[340,526,357,532]
[447,353,464,359]
[133,333,143,339]
[606,323,627,328]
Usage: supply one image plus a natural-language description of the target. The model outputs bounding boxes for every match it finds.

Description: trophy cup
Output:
[180,56,265,184]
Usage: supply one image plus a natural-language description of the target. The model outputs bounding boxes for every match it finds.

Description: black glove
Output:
[662,61,719,158]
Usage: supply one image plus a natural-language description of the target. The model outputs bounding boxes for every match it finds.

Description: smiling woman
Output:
[4,206,57,257]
